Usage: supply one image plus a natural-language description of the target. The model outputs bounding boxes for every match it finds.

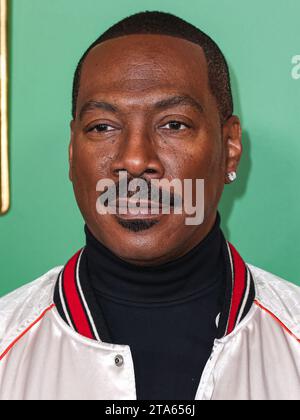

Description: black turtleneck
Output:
[82,214,226,400]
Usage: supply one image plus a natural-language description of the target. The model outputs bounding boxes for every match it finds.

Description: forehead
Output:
[78,34,211,105]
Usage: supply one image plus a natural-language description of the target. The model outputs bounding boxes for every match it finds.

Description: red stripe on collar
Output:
[226,243,248,335]
[62,249,94,340]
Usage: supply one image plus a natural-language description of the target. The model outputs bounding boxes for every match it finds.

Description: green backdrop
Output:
[0,0,299,296]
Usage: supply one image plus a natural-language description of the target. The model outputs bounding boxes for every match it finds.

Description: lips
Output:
[112,198,173,217]
[117,198,165,209]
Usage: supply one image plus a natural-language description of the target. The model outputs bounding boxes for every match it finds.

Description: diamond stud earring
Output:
[227,171,237,183]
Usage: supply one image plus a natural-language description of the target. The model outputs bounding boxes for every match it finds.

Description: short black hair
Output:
[72,11,233,123]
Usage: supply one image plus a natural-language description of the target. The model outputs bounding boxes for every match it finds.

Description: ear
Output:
[222,116,242,184]
[69,120,75,182]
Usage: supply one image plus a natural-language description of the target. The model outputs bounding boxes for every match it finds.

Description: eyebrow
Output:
[79,101,118,120]
[79,94,204,120]
[154,95,204,114]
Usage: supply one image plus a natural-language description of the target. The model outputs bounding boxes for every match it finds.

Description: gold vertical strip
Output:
[0,0,10,214]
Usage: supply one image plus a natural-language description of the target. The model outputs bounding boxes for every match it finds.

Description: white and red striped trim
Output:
[224,242,255,336]
[58,249,101,341]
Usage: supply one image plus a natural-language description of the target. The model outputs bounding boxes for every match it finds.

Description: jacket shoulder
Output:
[0,267,62,352]
[248,264,300,339]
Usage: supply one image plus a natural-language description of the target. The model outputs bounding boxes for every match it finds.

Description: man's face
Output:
[70,34,242,265]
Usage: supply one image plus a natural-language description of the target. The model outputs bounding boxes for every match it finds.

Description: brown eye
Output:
[88,124,115,133]
[161,121,190,131]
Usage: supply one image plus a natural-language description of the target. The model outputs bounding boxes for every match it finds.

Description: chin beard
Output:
[117,218,159,232]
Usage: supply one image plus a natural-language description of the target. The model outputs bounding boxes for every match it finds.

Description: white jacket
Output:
[0,243,300,400]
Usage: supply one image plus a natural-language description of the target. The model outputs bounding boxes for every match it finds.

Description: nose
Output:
[111,126,165,180]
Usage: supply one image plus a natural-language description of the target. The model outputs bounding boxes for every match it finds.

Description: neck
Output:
[84,213,224,304]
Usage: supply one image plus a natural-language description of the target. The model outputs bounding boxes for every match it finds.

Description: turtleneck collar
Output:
[85,213,224,305]
[54,212,256,341]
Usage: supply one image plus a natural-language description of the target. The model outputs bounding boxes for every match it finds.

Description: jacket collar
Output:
[217,241,256,338]
[54,240,255,342]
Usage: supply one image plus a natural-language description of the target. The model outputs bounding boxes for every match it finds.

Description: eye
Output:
[87,123,115,133]
[161,121,191,131]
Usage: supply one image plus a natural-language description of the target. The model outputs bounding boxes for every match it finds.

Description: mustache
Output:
[99,177,182,207]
